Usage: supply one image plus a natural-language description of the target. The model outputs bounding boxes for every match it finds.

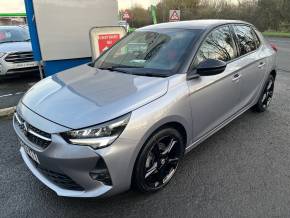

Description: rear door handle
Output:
[232,73,241,81]
[258,62,266,68]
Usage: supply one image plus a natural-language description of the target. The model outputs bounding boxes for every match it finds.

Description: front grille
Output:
[7,66,39,74]
[5,51,34,63]
[15,112,51,149]
[37,165,84,191]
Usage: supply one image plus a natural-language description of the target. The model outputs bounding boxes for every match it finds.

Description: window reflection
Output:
[194,26,236,67]
[234,25,260,55]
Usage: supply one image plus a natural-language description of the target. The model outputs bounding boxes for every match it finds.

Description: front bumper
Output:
[19,147,111,197]
[0,53,39,76]
[13,104,139,197]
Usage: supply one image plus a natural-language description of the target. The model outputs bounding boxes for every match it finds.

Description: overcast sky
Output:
[0,0,25,13]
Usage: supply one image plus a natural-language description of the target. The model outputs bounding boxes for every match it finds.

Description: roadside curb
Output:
[0,106,16,117]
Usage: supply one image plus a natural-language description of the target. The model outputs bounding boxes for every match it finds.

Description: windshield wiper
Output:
[0,40,28,44]
[98,65,142,74]
[131,72,165,77]
[98,66,132,74]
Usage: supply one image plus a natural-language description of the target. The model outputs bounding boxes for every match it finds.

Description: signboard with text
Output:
[98,34,120,53]
[90,26,126,60]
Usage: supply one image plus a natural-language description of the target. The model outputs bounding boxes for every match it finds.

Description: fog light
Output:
[89,158,112,186]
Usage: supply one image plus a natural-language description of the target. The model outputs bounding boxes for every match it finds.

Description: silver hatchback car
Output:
[13,20,277,197]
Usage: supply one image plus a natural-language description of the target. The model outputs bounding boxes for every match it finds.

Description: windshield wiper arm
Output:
[131,72,165,77]
[0,40,28,44]
[98,67,133,74]
[98,65,143,74]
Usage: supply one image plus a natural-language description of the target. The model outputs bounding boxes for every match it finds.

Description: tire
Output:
[133,128,185,193]
[252,74,275,113]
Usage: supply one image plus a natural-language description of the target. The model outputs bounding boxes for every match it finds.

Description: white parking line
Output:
[0,94,13,98]
[15,92,25,95]
[0,92,25,98]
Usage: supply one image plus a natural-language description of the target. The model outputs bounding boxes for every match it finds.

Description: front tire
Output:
[133,128,185,193]
[252,74,275,113]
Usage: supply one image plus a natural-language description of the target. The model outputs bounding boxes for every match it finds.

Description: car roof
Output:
[138,19,251,31]
[0,25,25,30]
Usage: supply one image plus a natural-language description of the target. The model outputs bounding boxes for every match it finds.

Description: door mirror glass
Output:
[196,59,227,76]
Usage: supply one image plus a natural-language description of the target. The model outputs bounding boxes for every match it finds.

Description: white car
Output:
[0,26,38,77]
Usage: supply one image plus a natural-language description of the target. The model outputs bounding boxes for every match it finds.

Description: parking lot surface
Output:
[267,37,290,72]
[0,74,39,109]
[0,37,290,217]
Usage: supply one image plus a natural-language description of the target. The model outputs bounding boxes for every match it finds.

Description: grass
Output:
[263,31,290,38]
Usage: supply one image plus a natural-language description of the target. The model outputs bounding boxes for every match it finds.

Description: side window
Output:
[193,25,236,68]
[233,25,260,56]
[252,28,261,48]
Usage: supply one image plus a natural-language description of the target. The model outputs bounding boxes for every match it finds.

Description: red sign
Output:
[97,34,120,53]
[122,10,131,20]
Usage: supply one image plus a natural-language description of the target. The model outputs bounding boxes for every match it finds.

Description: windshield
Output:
[0,26,30,43]
[94,29,201,77]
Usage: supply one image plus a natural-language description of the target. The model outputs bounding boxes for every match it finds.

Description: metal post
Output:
[38,61,44,79]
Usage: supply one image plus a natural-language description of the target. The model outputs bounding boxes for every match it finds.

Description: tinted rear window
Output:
[233,25,260,56]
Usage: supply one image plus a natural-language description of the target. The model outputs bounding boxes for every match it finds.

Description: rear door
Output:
[231,24,267,107]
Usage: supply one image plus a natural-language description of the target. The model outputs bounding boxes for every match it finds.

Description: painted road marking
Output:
[0,94,13,98]
[0,92,25,98]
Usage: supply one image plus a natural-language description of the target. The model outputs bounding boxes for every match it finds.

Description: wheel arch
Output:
[138,116,191,152]
[130,119,189,188]
[270,69,277,79]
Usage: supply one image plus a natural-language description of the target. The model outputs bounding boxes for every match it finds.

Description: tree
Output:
[122,0,290,32]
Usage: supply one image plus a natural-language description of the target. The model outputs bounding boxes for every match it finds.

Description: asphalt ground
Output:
[267,37,290,72]
[0,37,290,217]
[0,73,39,109]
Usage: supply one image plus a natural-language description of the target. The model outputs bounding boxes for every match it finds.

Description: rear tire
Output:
[133,128,185,193]
[252,74,275,113]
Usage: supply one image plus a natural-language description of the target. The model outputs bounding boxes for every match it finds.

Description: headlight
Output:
[61,113,130,149]
[0,52,6,58]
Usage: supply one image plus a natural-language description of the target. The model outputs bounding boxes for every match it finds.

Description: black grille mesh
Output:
[5,52,34,63]
[37,165,84,191]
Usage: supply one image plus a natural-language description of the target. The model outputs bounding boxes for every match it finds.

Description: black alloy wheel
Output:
[133,128,184,192]
[252,74,275,112]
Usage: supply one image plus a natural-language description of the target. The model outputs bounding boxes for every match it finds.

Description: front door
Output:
[187,25,241,141]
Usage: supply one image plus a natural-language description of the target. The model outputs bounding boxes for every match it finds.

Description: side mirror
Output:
[186,59,227,80]
[196,59,227,76]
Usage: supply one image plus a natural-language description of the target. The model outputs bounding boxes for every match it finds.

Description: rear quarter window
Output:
[233,25,260,56]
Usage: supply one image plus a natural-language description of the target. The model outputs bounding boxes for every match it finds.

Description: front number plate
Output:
[14,62,37,69]
[20,139,40,164]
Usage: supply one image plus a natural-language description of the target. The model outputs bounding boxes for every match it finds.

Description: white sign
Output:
[90,26,126,60]
[169,10,180,22]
